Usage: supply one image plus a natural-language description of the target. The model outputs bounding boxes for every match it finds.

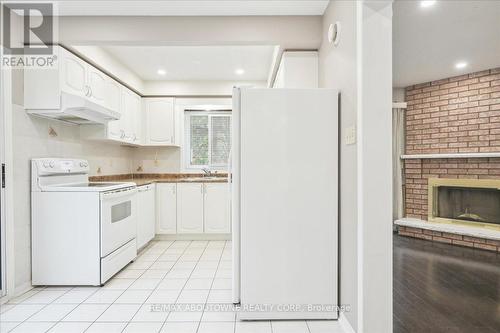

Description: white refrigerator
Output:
[232,87,339,320]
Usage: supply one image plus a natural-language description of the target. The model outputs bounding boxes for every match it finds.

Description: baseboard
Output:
[13,281,33,298]
[154,234,231,241]
[339,312,356,333]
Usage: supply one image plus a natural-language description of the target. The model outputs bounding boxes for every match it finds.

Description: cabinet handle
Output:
[88,86,93,97]
[172,186,176,195]
[84,85,90,97]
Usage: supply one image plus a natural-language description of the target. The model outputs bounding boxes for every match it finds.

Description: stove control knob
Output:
[49,161,55,168]
[43,161,50,168]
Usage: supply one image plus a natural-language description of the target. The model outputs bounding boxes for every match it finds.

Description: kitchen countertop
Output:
[89,173,229,186]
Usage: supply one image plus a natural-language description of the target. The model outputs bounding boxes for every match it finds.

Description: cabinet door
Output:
[156,183,177,234]
[132,93,142,144]
[144,185,156,244]
[105,78,122,140]
[137,185,155,249]
[145,98,175,145]
[87,65,107,107]
[59,49,87,98]
[136,187,147,249]
[203,183,230,233]
[120,88,133,142]
[177,183,204,234]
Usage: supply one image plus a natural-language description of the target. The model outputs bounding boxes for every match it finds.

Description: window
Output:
[185,110,231,169]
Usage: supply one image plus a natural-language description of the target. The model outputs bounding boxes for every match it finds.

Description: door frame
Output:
[0,45,15,303]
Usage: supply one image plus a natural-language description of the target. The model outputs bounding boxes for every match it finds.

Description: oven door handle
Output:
[101,188,137,200]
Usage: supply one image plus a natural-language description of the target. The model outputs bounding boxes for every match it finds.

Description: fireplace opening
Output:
[436,186,500,225]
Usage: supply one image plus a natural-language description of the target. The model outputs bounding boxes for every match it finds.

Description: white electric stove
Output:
[31,158,138,286]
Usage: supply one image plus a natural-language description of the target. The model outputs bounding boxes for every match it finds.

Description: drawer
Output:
[101,238,137,283]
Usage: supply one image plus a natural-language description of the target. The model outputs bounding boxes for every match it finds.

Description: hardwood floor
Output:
[393,234,500,333]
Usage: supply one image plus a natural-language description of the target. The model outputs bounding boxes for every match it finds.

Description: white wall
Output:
[143,80,265,96]
[319,1,393,332]
[57,16,322,49]
[357,2,393,332]
[393,87,405,102]
[319,1,359,330]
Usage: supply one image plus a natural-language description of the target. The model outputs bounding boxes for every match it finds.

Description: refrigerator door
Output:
[237,88,339,320]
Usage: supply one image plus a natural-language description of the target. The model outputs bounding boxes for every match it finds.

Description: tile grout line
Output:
[196,241,226,333]
[166,240,209,333]
[20,287,75,333]
[79,240,174,333]
[2,240,233,333]
[118,240,178,333]
[156,240,202,333]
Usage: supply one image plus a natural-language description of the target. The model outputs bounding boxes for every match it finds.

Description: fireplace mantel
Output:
[401,152,500,160]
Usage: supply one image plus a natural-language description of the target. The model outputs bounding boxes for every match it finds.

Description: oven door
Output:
[100,187,137,257]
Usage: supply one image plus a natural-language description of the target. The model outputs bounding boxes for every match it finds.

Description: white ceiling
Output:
[102,45,276,81]
[393,0,500,87]
[51,0,329,16]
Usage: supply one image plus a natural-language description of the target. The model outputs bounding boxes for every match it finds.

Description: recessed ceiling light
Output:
[235,69,245,75]
[420,0,436,8]
[455,61,468,69]
[157,69,166,75]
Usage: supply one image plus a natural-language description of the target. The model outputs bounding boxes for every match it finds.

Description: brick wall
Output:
[403,68,500,221]
[398,226,500,252]
[404,157,500,220]
[406,68,500,155]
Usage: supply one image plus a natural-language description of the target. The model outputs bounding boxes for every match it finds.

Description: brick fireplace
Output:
[396,67,500,252]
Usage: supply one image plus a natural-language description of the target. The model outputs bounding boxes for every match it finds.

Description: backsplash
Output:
[131,146,182,173]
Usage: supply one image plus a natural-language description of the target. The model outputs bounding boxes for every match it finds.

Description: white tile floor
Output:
[0,241,345,333]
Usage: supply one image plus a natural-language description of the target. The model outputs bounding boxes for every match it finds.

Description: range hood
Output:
[27,92,121,125]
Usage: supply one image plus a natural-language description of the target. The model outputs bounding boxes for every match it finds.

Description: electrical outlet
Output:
[345,125,356,145]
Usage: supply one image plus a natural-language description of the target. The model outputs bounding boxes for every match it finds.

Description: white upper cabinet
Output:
[59,50,87,98]
[143,98,176,146]
[132,93,142,144]
[273,51,318,88]
[105,79,122,141]
[26,46,182,148]
[82,85,141,145]
[25,45,120,122]
[120,87,142,144]
[203,183,231,234]
[177,183,204,234]
[87,65,107,108]
[156,183,177,234]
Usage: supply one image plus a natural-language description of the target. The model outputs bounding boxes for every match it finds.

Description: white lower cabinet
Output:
[203,183,231,233]
[136,184,156,249]
[156,183,177,234]
[155,182,230,236]
[177,183,204,233]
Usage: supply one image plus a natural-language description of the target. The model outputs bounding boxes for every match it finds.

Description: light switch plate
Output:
[345,125,356,145]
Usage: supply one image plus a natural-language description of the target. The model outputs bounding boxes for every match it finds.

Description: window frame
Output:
[184,110,232,171]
